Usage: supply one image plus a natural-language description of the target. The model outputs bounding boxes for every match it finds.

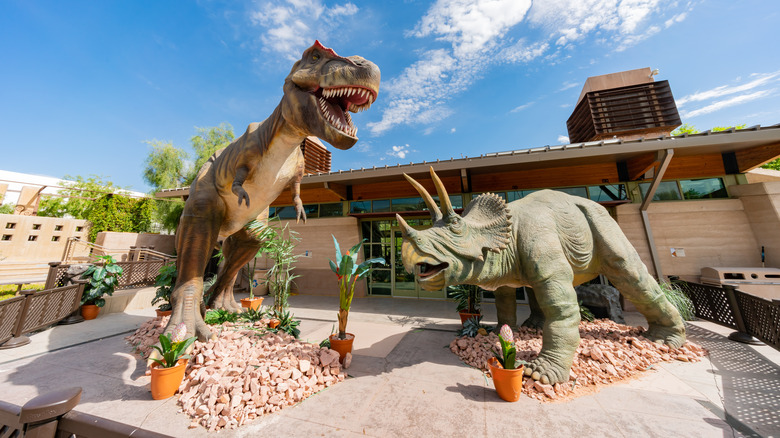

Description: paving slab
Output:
[0,296,778,437]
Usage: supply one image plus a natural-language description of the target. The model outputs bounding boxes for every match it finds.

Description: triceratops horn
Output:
[396,214,416,238]
[403,173,442,222]
[429,167,454,218]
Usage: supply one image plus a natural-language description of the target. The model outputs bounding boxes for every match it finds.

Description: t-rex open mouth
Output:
[314,86,376,138]
[417,261,449,278]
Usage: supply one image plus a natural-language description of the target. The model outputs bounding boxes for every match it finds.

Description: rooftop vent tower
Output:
[300,137,331,174]
[566,67,681,143]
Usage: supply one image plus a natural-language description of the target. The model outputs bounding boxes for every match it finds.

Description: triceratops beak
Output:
[396,214,417,239]
[403,173,442,222]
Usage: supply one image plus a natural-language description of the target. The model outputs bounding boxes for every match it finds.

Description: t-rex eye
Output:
[311,53,320,62]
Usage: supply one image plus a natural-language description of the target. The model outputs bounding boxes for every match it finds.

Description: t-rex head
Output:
[282,41,381,150]
[397,168,513,291]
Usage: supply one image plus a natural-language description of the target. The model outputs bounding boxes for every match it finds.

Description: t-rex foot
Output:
[210,293,242,313]
[521,314,545,330]
[147,310,213,367]
[644,323,686,348]
[523,352,571,385]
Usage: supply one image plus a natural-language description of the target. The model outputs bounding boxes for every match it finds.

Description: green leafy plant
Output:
[239,306,268,323]
[328,235,385,340]
[272,309,301,338]
[493,325,518,369]
[244,220,278,300]
[579,300,595,322]
[449,284,481,314]
[660,281,696,321]
[80,255,123,307]
[203,309,239,325]
[150,323,196,368]
[151,262,177,311]
[456,316,493,337]
[245,220,300,314]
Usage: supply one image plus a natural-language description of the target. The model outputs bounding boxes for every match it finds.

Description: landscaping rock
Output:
[575,284,625,324]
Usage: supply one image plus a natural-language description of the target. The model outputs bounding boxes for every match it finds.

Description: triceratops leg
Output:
[208,227,264,312]
[493,286,518,330]
[525,273,581,385]
[520,287,545,330]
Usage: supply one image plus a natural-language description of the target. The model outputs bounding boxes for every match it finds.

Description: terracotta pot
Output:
[240,297,264,311]
[487,357,524,402]
[459,311,481,325]
[268,319,280,329]
[328,333,355,364]
[80,304,100,320]
[150,359,188,400]
[155,309,172,318]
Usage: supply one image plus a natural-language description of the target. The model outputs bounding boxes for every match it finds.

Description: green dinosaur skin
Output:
[399,168,685,385]
[165,42,380,343]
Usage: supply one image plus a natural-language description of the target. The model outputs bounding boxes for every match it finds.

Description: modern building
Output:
[157,69,780,301]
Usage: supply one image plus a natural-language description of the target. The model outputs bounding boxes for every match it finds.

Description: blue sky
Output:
[2,0,779,193]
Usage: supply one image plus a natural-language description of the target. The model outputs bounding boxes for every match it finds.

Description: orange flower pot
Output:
[487,357,524,402]
[459,311,481,325]
[80,304,100,320]
[155,309,172,318]
[150,359,188,400]
[328,333,355,364]
[241,297,264,311]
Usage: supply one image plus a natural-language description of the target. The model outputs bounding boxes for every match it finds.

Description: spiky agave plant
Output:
[328,235,385,340]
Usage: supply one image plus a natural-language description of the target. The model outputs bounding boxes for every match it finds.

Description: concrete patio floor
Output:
[1,289,779,437]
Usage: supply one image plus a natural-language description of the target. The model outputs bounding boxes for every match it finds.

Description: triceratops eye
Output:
[448,216,463,234]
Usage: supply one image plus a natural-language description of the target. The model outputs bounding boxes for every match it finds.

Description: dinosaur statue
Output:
[397,168,685,385]
[166,41,380,342]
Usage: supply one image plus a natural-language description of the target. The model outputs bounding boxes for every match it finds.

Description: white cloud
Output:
[510,102,534,112]
[450,128,456,133]
[250,0,358,61]
[371,0,688,134]
[557,135,570,144]
[559,81,579,92]
[681,89,776,119]
[677,70,780,107]
[387,144,411,159]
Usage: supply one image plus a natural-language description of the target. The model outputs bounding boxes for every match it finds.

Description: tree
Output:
[187,123,235,184]
[0,193,13,214]
[672,123,779,170]
[37,175,128,219]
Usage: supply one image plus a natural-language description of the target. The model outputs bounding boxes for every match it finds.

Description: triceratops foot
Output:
[521,314,545,330]
[644,323,686,349]
[523,352,572,385]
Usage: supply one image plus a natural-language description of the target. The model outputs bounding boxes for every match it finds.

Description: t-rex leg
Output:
[165,197,224,342]
[524,270,580,385]
[208,227,264,312]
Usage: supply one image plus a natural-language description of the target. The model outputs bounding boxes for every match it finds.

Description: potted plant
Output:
[152,261,176,317]
[149,322,196,400]
[241,221,278,311]
[487,324,525,402]
[450,284,482,325]
[328,235,384,362]
[79,255,123,320]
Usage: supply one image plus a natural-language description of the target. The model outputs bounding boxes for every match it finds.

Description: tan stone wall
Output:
[0,214,90,262]
[729,182,780,269]
[615,199,762,280]
[255,217,362,297]
[93,232,176,260]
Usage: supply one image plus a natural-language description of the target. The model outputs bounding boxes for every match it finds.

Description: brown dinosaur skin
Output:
[398,168,685,385]
[165,41,380,344]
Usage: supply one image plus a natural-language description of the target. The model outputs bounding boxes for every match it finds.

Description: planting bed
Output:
[450,319,707,401]
[127,316,346,431]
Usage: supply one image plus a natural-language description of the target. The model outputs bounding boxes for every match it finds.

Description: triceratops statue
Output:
[397,167,685,385]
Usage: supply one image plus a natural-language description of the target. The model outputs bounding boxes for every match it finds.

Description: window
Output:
[506,190,537,202]
[5,223,15,229]
[302,204,319,219]
[54,225,63,231]
[588,184,628,202]
[349,201,371,214]
[75,226,84,232]
[32,224,42,230]
[51,236,60,242]
[553,187,588,198]
[28,235,38,241]
[319,203,343,217]
[680,178,727,199]
[372,199,391,213]
[273,206,298,219]
[391,197,424,211]
[1,235,11,241]
[639,181,682,201]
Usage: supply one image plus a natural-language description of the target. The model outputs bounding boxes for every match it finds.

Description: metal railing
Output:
[0,387,170,438]
[61,237,175,264]
[677,279,780,351]
[45,258,174,291]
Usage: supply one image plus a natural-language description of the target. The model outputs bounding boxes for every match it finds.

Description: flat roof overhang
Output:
[156,125,780,199]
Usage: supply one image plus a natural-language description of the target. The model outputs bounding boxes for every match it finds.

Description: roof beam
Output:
[460,168,470,193]
[640,148,674,281]
[735,141,780,172]
[625,152,658,181]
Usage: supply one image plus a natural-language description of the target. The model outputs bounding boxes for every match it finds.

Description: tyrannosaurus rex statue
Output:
[398,168,685,385]
[167,41,380,342]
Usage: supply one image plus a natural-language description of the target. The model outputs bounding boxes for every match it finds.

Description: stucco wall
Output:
[93,232,176,259]
[729,182,780,269]
[616,199,762,280]
[0,214,90,262]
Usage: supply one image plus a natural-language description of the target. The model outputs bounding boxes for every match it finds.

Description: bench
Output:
[0,282,85,349]
[0,387,169,438]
